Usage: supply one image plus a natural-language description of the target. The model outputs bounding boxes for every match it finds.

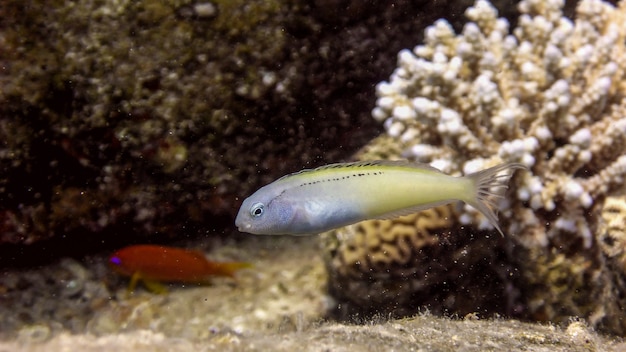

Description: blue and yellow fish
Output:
[236,160,524,236]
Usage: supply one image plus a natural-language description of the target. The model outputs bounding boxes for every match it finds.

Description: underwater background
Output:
[1,0,626,350]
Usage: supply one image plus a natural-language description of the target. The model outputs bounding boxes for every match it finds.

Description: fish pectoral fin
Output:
[125,272,168,295]
[126,271,142,296]
[142,278,168,294]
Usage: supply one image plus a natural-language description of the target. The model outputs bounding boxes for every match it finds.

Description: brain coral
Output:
[325,0,626,334]
[599,194,626,270]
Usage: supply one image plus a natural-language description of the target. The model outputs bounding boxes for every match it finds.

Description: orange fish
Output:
[109,245,251,294]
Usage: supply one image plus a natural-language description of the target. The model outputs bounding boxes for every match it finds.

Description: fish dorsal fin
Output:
[278,160,443,181]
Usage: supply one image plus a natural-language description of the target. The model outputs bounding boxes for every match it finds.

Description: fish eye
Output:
[250,203,264,217]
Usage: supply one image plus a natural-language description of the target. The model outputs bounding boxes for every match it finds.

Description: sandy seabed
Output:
[0,235,623,351]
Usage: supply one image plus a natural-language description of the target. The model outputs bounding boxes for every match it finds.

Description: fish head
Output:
[235,190,296,235]
[108,247,136,276]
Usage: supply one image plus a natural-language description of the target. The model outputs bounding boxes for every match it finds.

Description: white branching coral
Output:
[372,0,626,249]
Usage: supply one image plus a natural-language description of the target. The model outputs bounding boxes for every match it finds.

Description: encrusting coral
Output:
[0,0,480,250]
[1,0,409,248]
[324,0,626,335]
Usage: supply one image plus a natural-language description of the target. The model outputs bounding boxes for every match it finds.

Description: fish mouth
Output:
[237,223,252,232]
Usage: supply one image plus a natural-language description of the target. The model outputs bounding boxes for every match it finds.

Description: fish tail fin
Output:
[214,261,253,278]
[464,162,526,236]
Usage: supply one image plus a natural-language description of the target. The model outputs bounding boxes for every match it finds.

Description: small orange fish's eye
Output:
[110,256,122,266]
